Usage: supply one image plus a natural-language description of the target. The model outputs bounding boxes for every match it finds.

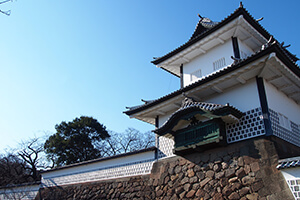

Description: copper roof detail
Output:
[154,97,244,135]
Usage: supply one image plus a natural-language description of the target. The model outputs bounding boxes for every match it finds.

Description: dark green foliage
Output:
[44,116,110,167]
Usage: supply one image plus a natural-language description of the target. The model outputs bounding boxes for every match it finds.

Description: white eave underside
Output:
[156,15,267,76]
[130,53,300,125]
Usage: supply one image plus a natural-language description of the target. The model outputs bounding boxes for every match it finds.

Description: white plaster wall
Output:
[238,38,255,59]
[42,160,155,187]
[207,79,261,112]
[264,80,300,124]
[281,167,300,180]
[183,40,234,87]
[158,110,176,128]
[157,79,260,129]
[0,184,40,200]
[42,150,155,180]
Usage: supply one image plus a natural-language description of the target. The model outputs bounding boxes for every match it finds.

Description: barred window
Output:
[213,57,226,71]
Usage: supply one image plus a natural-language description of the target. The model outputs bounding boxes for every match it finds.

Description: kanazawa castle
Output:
[3,3,300,200]
[125,4,300,158]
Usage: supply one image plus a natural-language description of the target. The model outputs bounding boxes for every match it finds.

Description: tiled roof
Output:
[154,99,244,135]
[152,6,271,66]
[124,42,300,116]
[41,146,157,173]
[152,5,298,67]
[189,16,218,40]
[277,156,300,169]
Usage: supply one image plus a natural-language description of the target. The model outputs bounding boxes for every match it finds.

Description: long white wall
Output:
[264,80,300,124]
[0,184,40,200]
[42,150,156,187]
[183,40,234,87]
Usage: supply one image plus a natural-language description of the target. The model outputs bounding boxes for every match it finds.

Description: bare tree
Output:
[96,128,155,157]
[17,137,50,181]
[0,0,12,16]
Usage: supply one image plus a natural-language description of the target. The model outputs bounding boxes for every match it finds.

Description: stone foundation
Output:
[38,138,295,199]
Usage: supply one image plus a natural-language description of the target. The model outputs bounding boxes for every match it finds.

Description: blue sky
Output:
[0,0,299,152]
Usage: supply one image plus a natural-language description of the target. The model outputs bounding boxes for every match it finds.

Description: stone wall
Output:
[38,138,295,200]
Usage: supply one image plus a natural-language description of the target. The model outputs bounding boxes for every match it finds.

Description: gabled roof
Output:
[152,6,270,66]
[124,42,300,118]
[151,5,298,75]
[154,98,244,136]
[189,15,219,41]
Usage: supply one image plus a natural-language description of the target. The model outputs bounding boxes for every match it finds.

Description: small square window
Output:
[190,69,202,82]
[278,113,291,130]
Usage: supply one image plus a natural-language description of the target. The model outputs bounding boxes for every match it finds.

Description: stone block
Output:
[183,183,191,191]
[206,170,215,178]
[228,177,238,183]
[194,164,201,172]
[251,180,264,192]
[212,193,224,200]
[228,192,240,200]
[168,167,174,175]
[250,162,260,172]
[179,158,187,166]
[215,171,225,179]
[193,183,200,190]
[174,165,182,174]
[200,177,212,187]
[179,191,186,199]
[225,168,235,178]
[243,156,256,165]
[241,176,255,186]
[187,169,195,177]
[156,189,164,197]
[237,157,244,166]
[238,187,250,196]
[170,174,178,181]
[195,189,206,197]
[181,177,189,185]
[213,164,221,172]
[188,162,195,169]
[189,176,198,183]
[222,185,233,196]
[221,162,228,169]
[245,193,258,200]
[186,190,196,198]
[236,167,246,178]
[196,171,205,180]
[175,186,184,195]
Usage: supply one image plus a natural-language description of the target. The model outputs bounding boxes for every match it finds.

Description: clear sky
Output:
[0,0,299,152]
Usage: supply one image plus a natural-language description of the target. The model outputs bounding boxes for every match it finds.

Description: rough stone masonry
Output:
[38,138,295,200]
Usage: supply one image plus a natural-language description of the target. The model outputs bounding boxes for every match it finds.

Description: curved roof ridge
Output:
[154,99,244,135]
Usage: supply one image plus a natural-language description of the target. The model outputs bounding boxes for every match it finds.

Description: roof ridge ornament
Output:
[256,17,264,22]
[239,2,243,8]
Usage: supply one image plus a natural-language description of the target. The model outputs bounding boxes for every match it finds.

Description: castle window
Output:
[190,69,202,82]
[213,57,226,71]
